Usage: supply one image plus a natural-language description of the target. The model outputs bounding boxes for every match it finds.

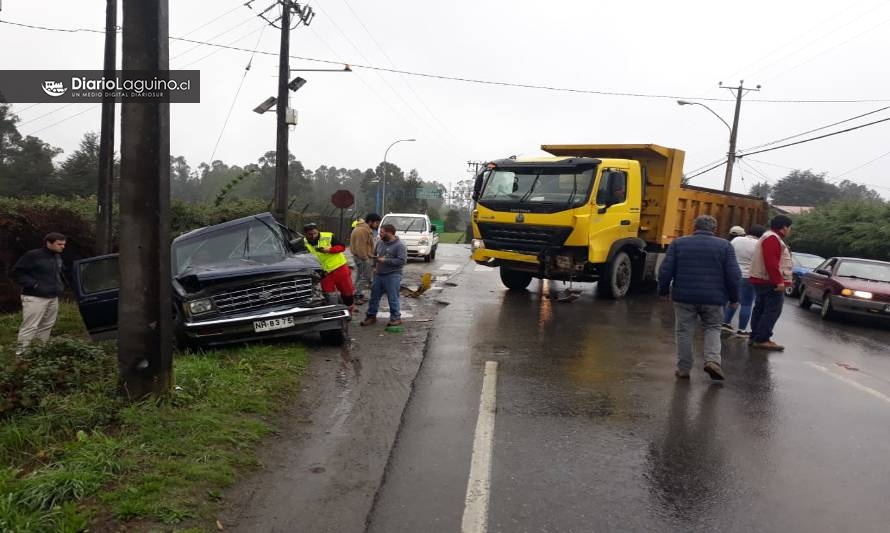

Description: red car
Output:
[799,257,890,320]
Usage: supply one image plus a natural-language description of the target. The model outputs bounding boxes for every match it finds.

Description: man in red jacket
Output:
[748,215,793,351]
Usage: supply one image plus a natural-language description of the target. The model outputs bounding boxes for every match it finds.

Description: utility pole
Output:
[96,0,116,254]
[118,0,172,399]
[250,0,315,224]
[720,80,760,192]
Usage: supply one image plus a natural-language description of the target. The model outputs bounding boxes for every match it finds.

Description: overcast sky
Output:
[2,0,889,196]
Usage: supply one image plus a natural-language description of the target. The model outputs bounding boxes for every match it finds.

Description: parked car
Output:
[72,213,350,348]
[798,257,890,321]
[785,252,825,296]
[380,213,439,262]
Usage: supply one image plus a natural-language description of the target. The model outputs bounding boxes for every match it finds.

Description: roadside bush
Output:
[0,337,115,415]
[788,202,890,260]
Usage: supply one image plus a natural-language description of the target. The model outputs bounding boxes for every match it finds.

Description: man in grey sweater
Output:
[360,223,407,327]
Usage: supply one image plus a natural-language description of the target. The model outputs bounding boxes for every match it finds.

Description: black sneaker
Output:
[720,323,735,333]
[735,329,750,337]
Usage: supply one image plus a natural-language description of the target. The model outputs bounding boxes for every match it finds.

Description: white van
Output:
[380,213,439,262]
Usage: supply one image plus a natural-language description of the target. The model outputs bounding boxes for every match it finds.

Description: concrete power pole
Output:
[96,0,116,254]
[118,0,173,399]
[721,80,760,192]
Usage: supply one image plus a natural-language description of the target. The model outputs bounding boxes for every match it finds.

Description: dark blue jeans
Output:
[751,284,784,343]
[724,278,756,330]
[367,272,402,320]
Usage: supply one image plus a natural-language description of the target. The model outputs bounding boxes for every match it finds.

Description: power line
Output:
[737,116,890,158]
[207,25,268,163]
[740,105,890,152]
[831,148,890,182]
[25,105,100,136]
[5,19,890,104]
[337,0,463,146]
[176,1,246,39]
[684,160,727,181]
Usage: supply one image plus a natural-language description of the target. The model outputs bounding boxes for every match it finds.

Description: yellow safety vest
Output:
[305,232,348,273]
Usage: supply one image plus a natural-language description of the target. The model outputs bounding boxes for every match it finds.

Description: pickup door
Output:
[72,254,120,341]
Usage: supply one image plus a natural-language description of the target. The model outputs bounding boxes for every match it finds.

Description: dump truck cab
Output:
[471,144,767,298]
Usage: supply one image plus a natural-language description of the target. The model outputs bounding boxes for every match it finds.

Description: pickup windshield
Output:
[479,168,595,207]
[383,216,427,232]
[173,219,287,275]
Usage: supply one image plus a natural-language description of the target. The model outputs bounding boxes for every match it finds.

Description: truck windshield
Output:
[479,168,595,207]
[173,219,287,275]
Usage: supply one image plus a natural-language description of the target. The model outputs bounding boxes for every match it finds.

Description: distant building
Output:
[772,205,815,215]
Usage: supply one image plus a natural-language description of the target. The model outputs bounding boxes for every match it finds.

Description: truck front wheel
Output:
[597,251,633,299]
[500,267,533,290]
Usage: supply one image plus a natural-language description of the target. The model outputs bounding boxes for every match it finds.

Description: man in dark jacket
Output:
[360,224,407,327]
[12,233,67,353]
[658,216,741,380]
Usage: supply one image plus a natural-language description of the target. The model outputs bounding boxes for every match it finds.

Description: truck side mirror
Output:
[430,224,437,233]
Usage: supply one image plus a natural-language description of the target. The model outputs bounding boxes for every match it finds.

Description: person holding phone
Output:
[360,223,407,327]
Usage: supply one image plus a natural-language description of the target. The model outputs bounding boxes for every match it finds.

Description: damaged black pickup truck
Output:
[72,213,350,348]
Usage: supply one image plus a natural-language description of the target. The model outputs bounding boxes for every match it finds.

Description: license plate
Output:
[253,316,295,333]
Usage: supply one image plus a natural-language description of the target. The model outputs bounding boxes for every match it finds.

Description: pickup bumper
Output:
[183,303,349,346]
[406,244,433,257]
[832,296,890,319]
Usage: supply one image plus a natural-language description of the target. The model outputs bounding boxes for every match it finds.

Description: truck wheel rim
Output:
[615,256,631,293]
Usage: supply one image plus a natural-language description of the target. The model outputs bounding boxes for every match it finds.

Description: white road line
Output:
[461,361,498,533]
[806,362,890,405]
[439,263,460,271]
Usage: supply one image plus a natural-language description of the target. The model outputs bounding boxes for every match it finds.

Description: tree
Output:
[836,179,884,204]
[170,155,199,201]
[2,135,63,196]
[0,104,23,167]
[787,202,890,260]
[770,170,836,206]
[57,132,100,197]
[748,181,772,200]
[445,208,463,232]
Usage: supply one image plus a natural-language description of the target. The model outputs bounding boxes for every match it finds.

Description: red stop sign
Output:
[331,189,355,209]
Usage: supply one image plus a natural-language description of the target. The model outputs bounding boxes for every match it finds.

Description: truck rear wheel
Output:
[597,251,632,299]
[500,267,533,290]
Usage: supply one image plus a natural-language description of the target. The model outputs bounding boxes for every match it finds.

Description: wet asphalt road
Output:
[368,247,890,533]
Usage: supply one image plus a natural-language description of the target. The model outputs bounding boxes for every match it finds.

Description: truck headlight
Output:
[419,237,430,246]
[841,289,873,299]
[188,298,213,314]
[472,239,485,250]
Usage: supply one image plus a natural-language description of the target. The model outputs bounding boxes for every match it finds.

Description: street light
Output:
[380,138,416,214]
[676,100,731,132]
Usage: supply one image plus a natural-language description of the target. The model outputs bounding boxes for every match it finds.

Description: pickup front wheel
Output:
[500,267,533,290]
[597,251,632,299]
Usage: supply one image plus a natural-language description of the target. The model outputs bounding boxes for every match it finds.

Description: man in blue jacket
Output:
[658,215,741,380]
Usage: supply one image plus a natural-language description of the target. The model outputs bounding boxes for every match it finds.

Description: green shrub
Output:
[0,337,115,415]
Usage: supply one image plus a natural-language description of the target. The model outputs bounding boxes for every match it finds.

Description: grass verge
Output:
[1,303,308,532]
[437,232,465,244]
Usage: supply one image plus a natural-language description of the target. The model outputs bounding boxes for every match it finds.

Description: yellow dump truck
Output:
[470,144,768,298]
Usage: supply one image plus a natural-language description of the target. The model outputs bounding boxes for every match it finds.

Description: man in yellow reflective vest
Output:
[303,223,356,312]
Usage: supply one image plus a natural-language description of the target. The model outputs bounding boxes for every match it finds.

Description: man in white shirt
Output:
[721,224,766,336]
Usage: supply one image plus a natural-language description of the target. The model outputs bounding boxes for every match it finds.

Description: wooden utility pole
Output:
[96,0,116,254]
[273,2,291,224]
[118,0,173,399]
[721,80,760,192]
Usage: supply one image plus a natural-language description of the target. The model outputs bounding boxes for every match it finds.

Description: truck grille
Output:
[212,276,314,315]
[477,223,572,253]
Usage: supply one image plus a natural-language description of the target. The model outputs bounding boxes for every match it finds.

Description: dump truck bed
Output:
[542,144,768,246]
